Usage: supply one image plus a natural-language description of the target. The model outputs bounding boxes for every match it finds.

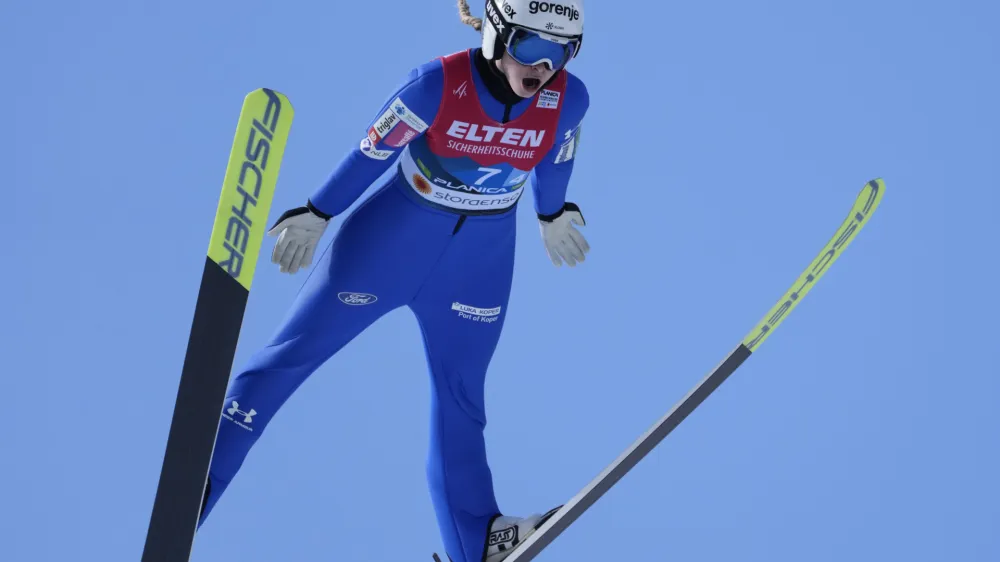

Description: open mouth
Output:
[522,77,541,91]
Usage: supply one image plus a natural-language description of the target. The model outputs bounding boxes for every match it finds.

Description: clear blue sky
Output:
[5,0,998,560]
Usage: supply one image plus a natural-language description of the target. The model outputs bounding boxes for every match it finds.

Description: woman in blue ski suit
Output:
[199,2,590,560]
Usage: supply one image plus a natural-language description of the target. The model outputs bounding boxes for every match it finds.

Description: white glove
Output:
[267,203,330,274]
[538,202,589,267]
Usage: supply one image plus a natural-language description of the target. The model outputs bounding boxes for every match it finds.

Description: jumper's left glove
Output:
[538,202,589,267]
[268,200,331,274]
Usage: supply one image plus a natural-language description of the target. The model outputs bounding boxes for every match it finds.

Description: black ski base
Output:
[141,258,249,562]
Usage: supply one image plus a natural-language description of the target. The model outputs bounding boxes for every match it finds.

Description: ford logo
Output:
[338,292,377,306]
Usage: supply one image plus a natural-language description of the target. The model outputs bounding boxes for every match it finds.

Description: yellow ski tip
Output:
[741,178,885,352]
[207,88,295,291]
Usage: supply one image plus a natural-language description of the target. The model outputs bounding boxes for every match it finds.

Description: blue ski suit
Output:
[199,48,589,562]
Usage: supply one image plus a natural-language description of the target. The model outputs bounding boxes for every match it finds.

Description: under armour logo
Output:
[453,80,468,99]
[227,401,256,423]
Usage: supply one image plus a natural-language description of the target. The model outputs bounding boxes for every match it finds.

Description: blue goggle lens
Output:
[506,28,578,70]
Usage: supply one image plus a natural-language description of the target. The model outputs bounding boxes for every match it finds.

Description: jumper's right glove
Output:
[538,202,589,267]
[267,201,331,274]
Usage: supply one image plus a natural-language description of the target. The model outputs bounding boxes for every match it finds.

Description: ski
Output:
[503,178,886,561]
[141,88,294,562]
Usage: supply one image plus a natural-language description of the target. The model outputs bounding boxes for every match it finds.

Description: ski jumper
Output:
[199,48,589,562]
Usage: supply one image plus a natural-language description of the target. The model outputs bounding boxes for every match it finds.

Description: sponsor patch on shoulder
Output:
[383,123,419,147]
[372,106,400,139]
[360,137,394,160]
[553,124,580,164]
[390,97,429,132]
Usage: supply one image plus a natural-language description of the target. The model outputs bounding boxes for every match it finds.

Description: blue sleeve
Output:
[531,72,590,217]
[308,60,444,217]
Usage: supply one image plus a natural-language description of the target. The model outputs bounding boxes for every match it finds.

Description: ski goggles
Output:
[505,27,580,70]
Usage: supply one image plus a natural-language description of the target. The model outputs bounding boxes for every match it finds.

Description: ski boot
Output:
[431,506,561,562]
[483,506,560,561]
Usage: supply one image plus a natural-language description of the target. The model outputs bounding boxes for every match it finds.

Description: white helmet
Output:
[481,0,584,69]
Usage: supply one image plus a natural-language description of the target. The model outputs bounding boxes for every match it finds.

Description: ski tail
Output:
[504,178,886,561]
[141,88,293,562]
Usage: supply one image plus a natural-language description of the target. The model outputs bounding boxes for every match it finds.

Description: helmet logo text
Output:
[528,1,580,21]
[486,1,506,33]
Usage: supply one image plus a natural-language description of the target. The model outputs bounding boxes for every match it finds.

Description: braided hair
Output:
[456,0,483,31]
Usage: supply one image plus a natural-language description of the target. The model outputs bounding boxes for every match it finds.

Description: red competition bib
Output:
[398,49,567,215]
